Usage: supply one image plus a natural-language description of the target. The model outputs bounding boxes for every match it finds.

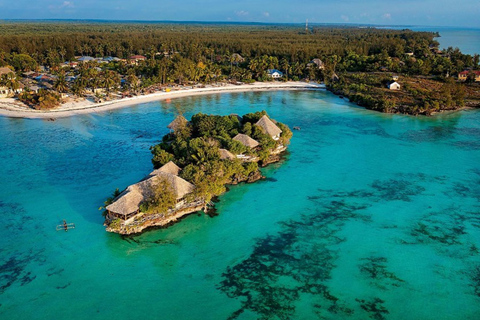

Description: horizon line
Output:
[0,18,477,30]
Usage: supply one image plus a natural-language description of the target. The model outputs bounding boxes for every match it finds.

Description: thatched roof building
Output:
[255,115,282,140]
[167,115,188,131]
[233,134,259,148]
[219,148,236,160]
[0,67,14,76]
[106,166,194,219]
[231,53,245,64]
[151,161,181,176]
[309,58,325,70]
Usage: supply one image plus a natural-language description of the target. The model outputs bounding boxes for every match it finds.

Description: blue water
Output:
[1,90,480,319]
[386,26,480,56]
[419,27,480,56]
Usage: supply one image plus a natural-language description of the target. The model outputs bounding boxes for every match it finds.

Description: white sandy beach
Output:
[0,81,325,119]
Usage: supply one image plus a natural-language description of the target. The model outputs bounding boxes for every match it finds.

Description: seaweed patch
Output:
[359,256,405,289]
[355,297,389,320]
[471,265,480,298]
[371,179,425,202]
[0,201,45,294]
[411,221,465,245]
[218,200,369,319]
[0,254,33,294]
[56,282,71,290]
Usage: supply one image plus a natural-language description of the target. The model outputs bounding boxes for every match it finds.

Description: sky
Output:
[0,0,479,28]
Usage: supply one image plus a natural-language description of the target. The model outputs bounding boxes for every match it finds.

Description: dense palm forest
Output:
[0,22,444,63]
[0,21,479,114]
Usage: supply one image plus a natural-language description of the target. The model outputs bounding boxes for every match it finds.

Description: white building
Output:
[267,69,284,79]
[387,81,401,90]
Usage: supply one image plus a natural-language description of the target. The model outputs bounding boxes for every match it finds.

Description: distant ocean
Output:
[383,25,480,56]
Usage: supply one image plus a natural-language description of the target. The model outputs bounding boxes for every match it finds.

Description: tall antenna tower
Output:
[305,19,308,33]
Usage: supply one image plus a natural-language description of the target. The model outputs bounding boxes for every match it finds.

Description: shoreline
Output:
[0,81,324,119]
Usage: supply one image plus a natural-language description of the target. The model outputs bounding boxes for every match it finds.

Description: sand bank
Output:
[0,81,324,119]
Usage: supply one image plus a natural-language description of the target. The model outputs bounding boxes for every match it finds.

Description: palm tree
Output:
[54,71,68,93]
[205,47,214,63]
[71,79,86,97]
[248,59,259,78]
[102,71,120,93]
[127,73,140,93]
[280,58,290,79]
[1,72,20,94]
[59,47,67,62]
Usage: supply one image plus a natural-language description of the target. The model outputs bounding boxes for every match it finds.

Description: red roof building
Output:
[458,70,480,82]
[129,55,146,61]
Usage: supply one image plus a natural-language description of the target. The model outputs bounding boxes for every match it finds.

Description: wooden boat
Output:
[56,220,75,232]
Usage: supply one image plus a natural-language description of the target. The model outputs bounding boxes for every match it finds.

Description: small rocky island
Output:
[104,111,292,234]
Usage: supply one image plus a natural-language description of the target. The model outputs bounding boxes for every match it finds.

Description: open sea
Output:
[0,89,479,319]
[384,26,480,56]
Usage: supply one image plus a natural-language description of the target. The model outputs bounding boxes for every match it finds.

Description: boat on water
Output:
[56,220,75,232]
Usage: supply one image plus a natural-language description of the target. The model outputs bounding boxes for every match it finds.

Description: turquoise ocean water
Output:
[1,90,479,319]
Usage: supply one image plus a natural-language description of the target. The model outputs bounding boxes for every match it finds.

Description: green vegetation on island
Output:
[328,73,474,115]
[103,111,292,234]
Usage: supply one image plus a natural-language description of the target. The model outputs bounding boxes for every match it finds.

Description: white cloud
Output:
[263,12,270,17]
[341,15,349,22]
[60,1,74,8]
[49,1,74,10]
[382,13,391,19]
[235,10,249,17]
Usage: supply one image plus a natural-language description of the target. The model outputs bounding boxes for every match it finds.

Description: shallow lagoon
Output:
[0,90,479,319]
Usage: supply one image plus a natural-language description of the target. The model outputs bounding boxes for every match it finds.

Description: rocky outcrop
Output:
[106,201,205,235]
[229,169,265,185]
[246,170,264,183]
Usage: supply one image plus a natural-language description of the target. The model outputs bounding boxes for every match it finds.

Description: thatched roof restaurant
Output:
[233,134,259,149]
[106,162,194,220]
[219,148,236,160]
[167,115,188,131]
[150,161,181,176]
[255,115,282,140]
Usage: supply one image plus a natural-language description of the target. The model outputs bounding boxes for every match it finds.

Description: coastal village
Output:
[0,30,479,116]
[104,112,290,234]
[0,53,326,109]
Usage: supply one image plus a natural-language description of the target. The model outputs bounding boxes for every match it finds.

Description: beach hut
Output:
[308,58,325,70]
[255,115,282,140]
[233,134,259,149]
[231,53,245,64]
[219,148,236,160]
[167,115,188,132]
